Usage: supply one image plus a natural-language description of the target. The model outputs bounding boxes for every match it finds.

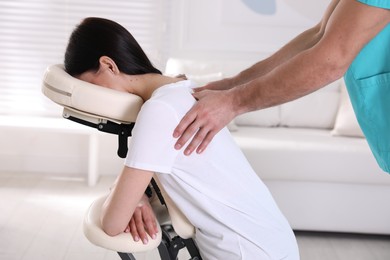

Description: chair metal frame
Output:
[42,64,202,260]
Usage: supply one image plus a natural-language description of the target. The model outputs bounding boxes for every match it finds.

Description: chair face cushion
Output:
[42,64,143,123]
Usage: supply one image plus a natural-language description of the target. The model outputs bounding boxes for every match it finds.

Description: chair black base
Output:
[117,225,202,260]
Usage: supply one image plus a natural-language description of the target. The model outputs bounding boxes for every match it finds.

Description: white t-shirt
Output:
[125,80,299,260]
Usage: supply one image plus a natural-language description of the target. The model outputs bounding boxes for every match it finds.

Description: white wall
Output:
[0,0,330,178]
[166,0,329,61]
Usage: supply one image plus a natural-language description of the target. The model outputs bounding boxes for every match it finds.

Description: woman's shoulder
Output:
[143,80,197,115]
[151,80,196,99]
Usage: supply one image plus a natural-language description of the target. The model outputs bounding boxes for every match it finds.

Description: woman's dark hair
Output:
[64,17,161,76]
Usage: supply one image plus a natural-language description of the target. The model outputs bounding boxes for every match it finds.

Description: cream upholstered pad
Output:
[153,177,195,239]
[42,64,195,253]
[84,191,195,254]
[84,188,195,254]
[84,195,163,253]
[42,64,143,124]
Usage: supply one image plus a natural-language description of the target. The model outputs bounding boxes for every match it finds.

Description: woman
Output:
[64,17,299,260]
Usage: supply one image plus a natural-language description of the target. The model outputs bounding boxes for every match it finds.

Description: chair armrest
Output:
[83,195,162,253]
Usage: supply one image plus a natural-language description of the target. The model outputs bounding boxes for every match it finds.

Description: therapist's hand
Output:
[125,194,158,244]
[173,88,236,155]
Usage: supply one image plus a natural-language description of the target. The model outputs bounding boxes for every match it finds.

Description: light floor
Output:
[1,172,390,260]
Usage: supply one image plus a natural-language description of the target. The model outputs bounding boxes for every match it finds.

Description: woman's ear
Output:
[99,56,120,75]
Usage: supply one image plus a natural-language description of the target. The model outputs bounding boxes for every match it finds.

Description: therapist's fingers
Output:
[183,125,215,156]
[173,90,215,154]
[195,130,217,154]
[174,89,234,155]
[172,87,216,142]
[173,109,199,149]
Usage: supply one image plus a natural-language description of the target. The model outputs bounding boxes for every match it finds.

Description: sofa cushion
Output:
[165,58,255,78]
[280,80,341,129]
[234,107,280,127]
[331,81,365,138]
[231,127,390,185]
[186,72,224,86]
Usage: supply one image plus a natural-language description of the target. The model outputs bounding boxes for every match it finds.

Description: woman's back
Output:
[125,80,299,260]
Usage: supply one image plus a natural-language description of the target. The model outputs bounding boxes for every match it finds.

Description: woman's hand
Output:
[124,194,158,244]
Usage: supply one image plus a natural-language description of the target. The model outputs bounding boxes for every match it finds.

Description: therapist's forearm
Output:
[229,25,324,87]
[227,0,341,89]
[230,45,346,115]
[230,0,390,115]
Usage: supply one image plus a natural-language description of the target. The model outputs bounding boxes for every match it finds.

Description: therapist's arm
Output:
[195,0,340,92]
[101,166,157,240]
[174,0,390,155]
[231,0,390,112]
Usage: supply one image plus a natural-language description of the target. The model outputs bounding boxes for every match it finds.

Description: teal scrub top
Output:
[344,0,390,172]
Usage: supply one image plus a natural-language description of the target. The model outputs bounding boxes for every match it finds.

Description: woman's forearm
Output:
[101,166,153,236]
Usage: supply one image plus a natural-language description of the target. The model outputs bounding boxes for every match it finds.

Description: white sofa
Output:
[165,58,390,235]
